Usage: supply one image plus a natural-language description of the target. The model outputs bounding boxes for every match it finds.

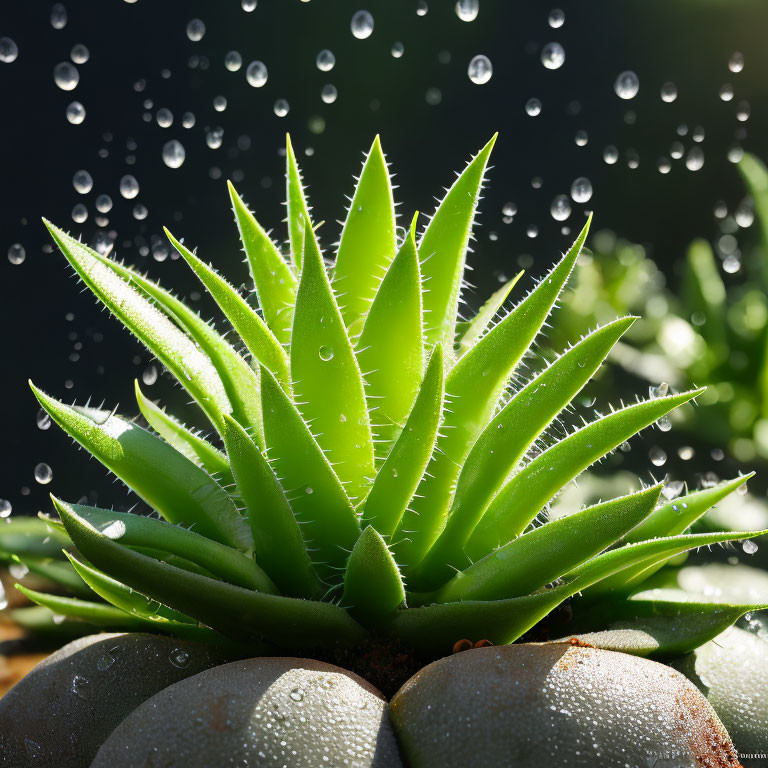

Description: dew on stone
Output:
[54,61,79,91]
[468,54,492,84]
[719,83,734,102]
[162,139,186,168]
[225,50,243,72]
[391,41,404,58]
[51,3,68,29]
[72,203,88,223]
[274,99,290,117]
[316,49,336,72]
[0,37,19,63]
[729,51,744,73]
[455,0,479,22]
[319,345,334,361]
[0,499,11,519]
[8,243,26,265]
[66,100,86,124]
[660,81,677,103]
[548,8,565,28]
[35,462,53,485]
[186,18,206,41]
[685,147,704,171]
[614,70,639,100]
[351,10,374,39]
[321,84,337,104]
[603,145,619,165]
[246,60,268,87]
[570,177,592,203]
[649,447,667,467]
[96,646,122,671]
[525,97,542,116]
[550,195,571,221]
[119,174,139,199]
[213,95,227,112]
[540,42,565,70]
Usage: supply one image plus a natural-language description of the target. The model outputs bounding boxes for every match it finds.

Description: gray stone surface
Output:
[390,642,740,768]
[91,657,405,768]
[0,632,226,767]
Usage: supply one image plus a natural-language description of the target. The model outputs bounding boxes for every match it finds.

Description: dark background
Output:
[1,0,767,516]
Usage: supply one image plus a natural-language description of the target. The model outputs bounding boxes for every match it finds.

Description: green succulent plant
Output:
[4,136,767,661]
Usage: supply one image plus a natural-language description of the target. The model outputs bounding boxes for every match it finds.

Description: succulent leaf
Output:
[228,180,297,345]
[290,222,375,501]
[32,385,251,551]
[334,135,397,333]
[341,526,406,627]
[285,134,312,271]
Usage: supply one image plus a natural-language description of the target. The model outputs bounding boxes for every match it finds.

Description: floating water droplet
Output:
[660,81,677,103]
[736,100,750,122]
[548,8,565,28]
[614,70,639,100]
[213,95,227,112]
[35,463,53,485]
[169,648,191,668]
[319,345,334,361]
[54,61,79,91]
[719,83,734,102]
[70,43,89,65]
[468,54,492,84]
[182,111,196,129]
[502,202,517,217]
[316,49,336,72]
[351,10,374,39]
[678,445,694,460]
[321,84,337,104]
[574,130,588,147]
[162,139,186,168]
[36,409,51,430]
[206,127,223,149]
[142,364,158,386]
[157,107,173,127]
[526,225,538,239]
[0,37,19,64]
[657,157,671,174]
[425,87,441,105]
[0,499,11,519]
[66,100,86,124]
[670,141,684,160]
[570,177,592,203]
[133,203,148,220]
[729,51,744,73]
[722,253,741,274]
[455,0,479,22]
[246,60,268,87]
[743,540,758,555]
[242,0,257,10]
[72,203,88,223]
[51,3,68,29]
[550,195,571,221]
[274,98,290,117]
[735,201,754,228]
[186,18,206,42]
[119,174,139,199]
[224,50,242,72]
[95,194,112,213]
[649,447,667,467]
[8,243,26,265]
[540,42,565,70]
[685,147,705,172]
[416,0,428,16]
[649,382,669,399]
[727,144,744,164]
[391,41,404,58]
[525,97,542,116]
[603,145,618,165]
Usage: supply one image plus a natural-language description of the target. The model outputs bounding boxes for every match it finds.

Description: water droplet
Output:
[96,646,122,671]
[71,674,90,698]
[66,100,86,124]
[614,70,639,100]
[661,479,684,501]
[351,10,374,39]
[0,499,12,518]
[737,480,748,496]
[224,50,242,72]
[206,127,223,149]
[743,540,758,555]
[736,100,750,122]
[169,648,191,668]
[455,0,479,22]
[182,111,196,128]
[142,365,158,386]
[603,145,619,165]
[34,463,53,484]
[72,203,88,223]
[305,486,314,495]
[246,60,268,87]
[133,203,148,220]
[502,201,517,217]
[95,194,112,213]
[548,8,565,28]
[649,446,667,467]
[319,345,334,361]
[156,107,173,128]
[540,42,565,70]
[54,61,79,91]
[656,414,672,432]
[316,49,336,72]
[242,0,257,10]
[416,0,428,16]
[36,409,51,430]
[729,51,744,73]
[685,147,705,172]
[0,37,19,64]
[650,382,669,399]
[213,95,227,112]
[550,195,571,221]
[274,98,290,117]
[51,3,68,29]
[570,177,592,203]
[186,18,206,42]
[525,97,542,116]
[321,84,337,104]
[289,687,305,702]
[468,54,492,84]
[391,41,404,58]
[162,139,186,168]
[719,83,734,102]
[8,243,25,265]
[660,81,677,103]
[119,174,139,199]
[574,129,588,147]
